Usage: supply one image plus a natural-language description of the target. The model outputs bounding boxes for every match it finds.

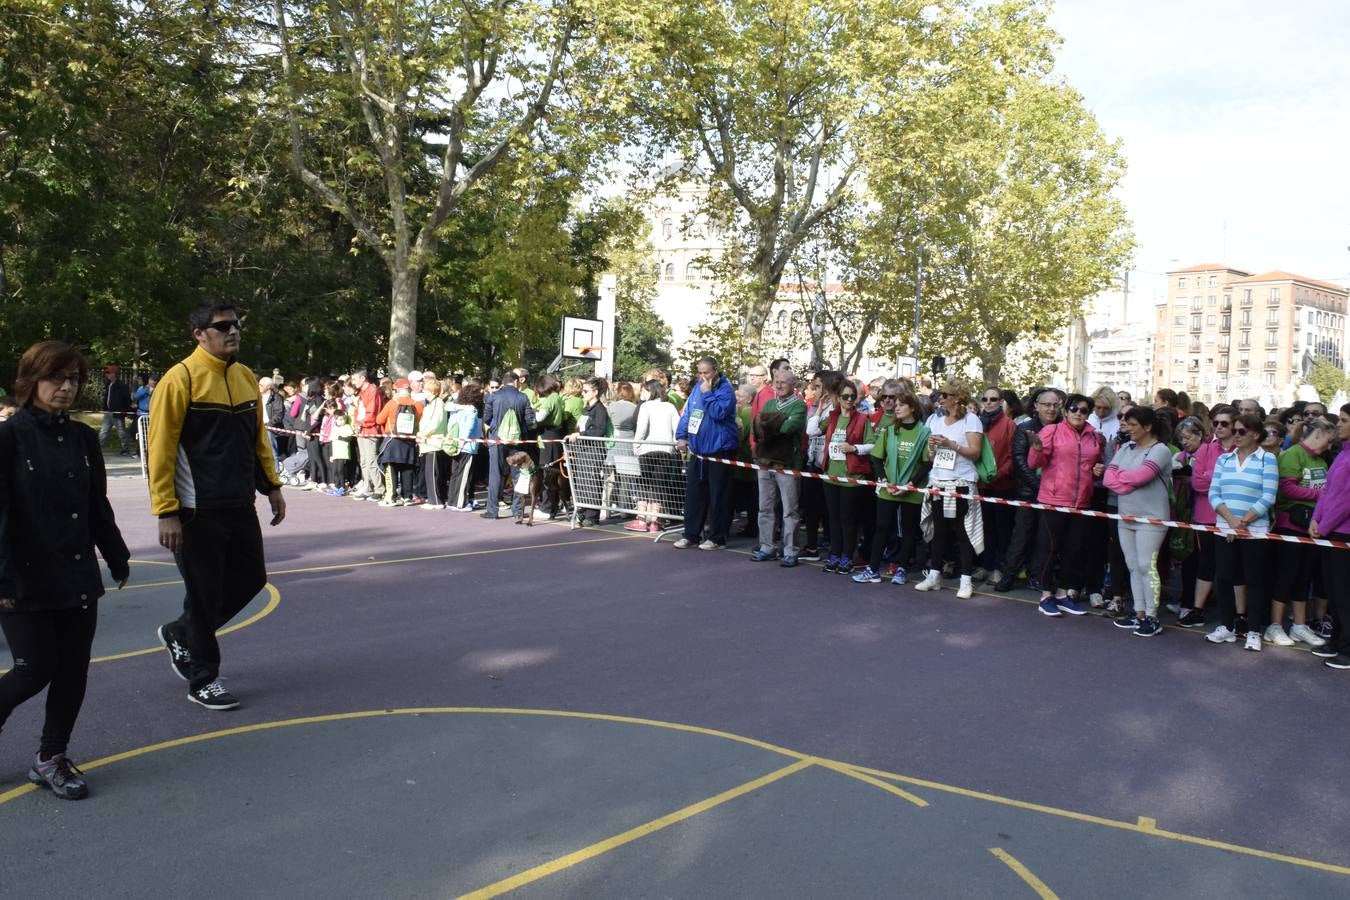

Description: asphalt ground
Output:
[1,458,1348,898]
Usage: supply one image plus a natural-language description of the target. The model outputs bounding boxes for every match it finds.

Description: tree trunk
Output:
[981,341,1008,387]
[388,266,420,376]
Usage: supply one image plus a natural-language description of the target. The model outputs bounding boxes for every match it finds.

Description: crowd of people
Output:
[229,354,1350,671]
[6,318,1350,803]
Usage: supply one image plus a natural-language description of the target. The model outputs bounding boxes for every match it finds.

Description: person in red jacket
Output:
[375,379,423,507]
[976,386,1017,585]
[350,369,384,500]
[1028,393,1104,617]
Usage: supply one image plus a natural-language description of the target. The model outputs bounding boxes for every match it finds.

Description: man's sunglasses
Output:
[1213,420,1233,428]
[202,320,242,333]
[879,394,899,401]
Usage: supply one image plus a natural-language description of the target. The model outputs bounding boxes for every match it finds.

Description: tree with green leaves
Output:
[265,0,648,376]
[1306,356,1347,405]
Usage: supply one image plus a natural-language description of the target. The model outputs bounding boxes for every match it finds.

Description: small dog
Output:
[505,450,541,526]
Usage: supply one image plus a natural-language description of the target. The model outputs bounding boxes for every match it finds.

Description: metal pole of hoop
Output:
[137,415,150,479]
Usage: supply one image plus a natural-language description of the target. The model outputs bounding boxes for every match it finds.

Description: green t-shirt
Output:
[535,392,565,430]
[871,419,927,504]
[562,395,585,433]
[1277,443,1327,511]
[668,389,686,412]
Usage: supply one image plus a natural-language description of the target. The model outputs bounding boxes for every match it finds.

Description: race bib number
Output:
[829,431,847,461]
[808,434,825,461]
[577,415,589,434]
[688,408,704,434]
[395,409,415,435]
[1305,466,1327,489]
[933,446,957,469]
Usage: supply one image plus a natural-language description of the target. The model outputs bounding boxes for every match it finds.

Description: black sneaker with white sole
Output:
[158,624,193,682]
[1324,654,1350,670]
[188,680,240,710]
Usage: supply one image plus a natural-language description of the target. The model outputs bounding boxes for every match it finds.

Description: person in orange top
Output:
[375,379,423,507]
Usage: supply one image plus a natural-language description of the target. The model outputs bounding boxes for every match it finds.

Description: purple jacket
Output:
[1312,450,1350,537]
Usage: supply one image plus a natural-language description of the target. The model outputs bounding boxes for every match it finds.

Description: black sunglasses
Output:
[935,391,949,400]
[982,395,1001,402]
[840,393,857,401]
[879,394,899,401]
[203,320,242,333]
[1213,419,1233,428]
[1234,427,1250,436]
[1067,404,1091,414]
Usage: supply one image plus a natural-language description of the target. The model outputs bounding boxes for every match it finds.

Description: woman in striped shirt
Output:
[1205,413,1280,651]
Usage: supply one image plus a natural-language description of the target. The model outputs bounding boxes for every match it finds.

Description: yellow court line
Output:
[456,758,816,899]
[990,847,1060,900]
[112,579,187,591]
[0,706,1344,881]
[816,759,928,808]
[0,585,281,674]
[127,558,179,567]
[852,764,1350,877]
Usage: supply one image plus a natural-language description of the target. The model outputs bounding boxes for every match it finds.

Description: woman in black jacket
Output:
[0,341,131,800]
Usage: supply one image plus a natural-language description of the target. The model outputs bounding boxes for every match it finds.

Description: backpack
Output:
[975,434,998,484]
[497,406,521,443]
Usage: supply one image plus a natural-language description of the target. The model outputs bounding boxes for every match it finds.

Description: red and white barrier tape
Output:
[688,453,1350,550]
[264,424,565,445]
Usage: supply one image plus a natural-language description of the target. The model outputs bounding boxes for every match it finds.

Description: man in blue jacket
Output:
[674,356,739,549]
[481,369,536,519]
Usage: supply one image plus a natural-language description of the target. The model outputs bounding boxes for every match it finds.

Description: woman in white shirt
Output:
[631,380,682,532]
[916,381,985,597]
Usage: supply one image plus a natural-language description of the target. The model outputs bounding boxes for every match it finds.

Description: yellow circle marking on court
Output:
[0,584,279,674]
[0,706,1345,897]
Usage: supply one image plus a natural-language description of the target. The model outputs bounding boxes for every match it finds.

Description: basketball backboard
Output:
[561,316,605,361]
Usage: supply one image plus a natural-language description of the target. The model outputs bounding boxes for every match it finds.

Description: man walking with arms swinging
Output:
[148,302,285,710]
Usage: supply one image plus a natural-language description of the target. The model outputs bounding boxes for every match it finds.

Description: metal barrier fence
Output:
[562,436,686,541]
[137,415,150,479]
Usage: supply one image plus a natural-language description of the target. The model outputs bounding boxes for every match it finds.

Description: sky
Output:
[1047,0,1350,328]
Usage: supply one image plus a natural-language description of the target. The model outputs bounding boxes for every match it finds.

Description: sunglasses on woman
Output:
[840,393,857,401]
[1233,427,1250,436]
[982,395,1001,403]
[1067,404,1090,415]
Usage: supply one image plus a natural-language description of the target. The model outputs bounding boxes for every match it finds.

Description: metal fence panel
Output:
[563,436,686,539]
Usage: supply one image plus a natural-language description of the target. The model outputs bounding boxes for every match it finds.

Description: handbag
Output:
[1288,504,1314,529]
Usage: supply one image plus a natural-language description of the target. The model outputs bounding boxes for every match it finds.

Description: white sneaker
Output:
[971,567,987,583]
[1206,625,1237,644]
[672,538,693,549]
[1089,592,1106,609]
[913,570,941,592]
[421,503,445,510]
[956,575,974,599]
[698,539,721,551]
[1264,624,1295,647]
[1244,631,1263,652]
[1289,624,1327,647]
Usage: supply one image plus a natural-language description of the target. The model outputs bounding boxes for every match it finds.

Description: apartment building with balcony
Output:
[1154,263,1348,405]
[1086,323,1154,400]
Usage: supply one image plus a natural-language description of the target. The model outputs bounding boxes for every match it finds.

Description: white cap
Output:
[407,370,424,382]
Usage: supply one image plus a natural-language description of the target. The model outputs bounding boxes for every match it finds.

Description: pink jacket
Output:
[1027,421,1103,508]
[1187,438,1226,525]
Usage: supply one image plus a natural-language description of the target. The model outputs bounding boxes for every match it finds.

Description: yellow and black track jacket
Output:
[148,346,282,517]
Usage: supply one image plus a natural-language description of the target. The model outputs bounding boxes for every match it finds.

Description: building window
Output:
[1192,296,1203,310]
[1243,289,1253,304]
[1172,335,1186,348]
[661,218,673,240]
[1207,315,1216,326]
[1174,316,1186,327]
[1307,333,1314,347]
[1267,309,1280,325]
[1270,287,1281,303]
[1208,295,1217,306]
[1191,314,1202,331]
[664,263,674,280]
[1309,311,1316,324]
[776,310,788,329]
[1266,330,1278,347]
[685,262,698,280]
[1208,276,1218,287]
[1222,294,1232,310]
[1239,354,1249,369]
[1241,310,1252,327]
[1239,332,1250,348]
[1178,277,1187,288]
[1222,314,1231,330]
[1218,334,1230,350]
[1218,354,1229,370]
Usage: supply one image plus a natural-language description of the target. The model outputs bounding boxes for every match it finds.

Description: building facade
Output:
[1153,263,1348,406]
[1086,323,1155,400]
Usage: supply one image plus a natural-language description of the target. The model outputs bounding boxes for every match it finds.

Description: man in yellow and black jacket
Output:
[148,302,285,711]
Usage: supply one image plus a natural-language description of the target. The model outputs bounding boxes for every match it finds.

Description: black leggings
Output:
[869,500,901,572]
[1214,536,1270,631]
[1038,509,1085,594]
[0,604,99,757]
[800,475,826,551]
[927,494,975,576]
[823,484,866,561]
